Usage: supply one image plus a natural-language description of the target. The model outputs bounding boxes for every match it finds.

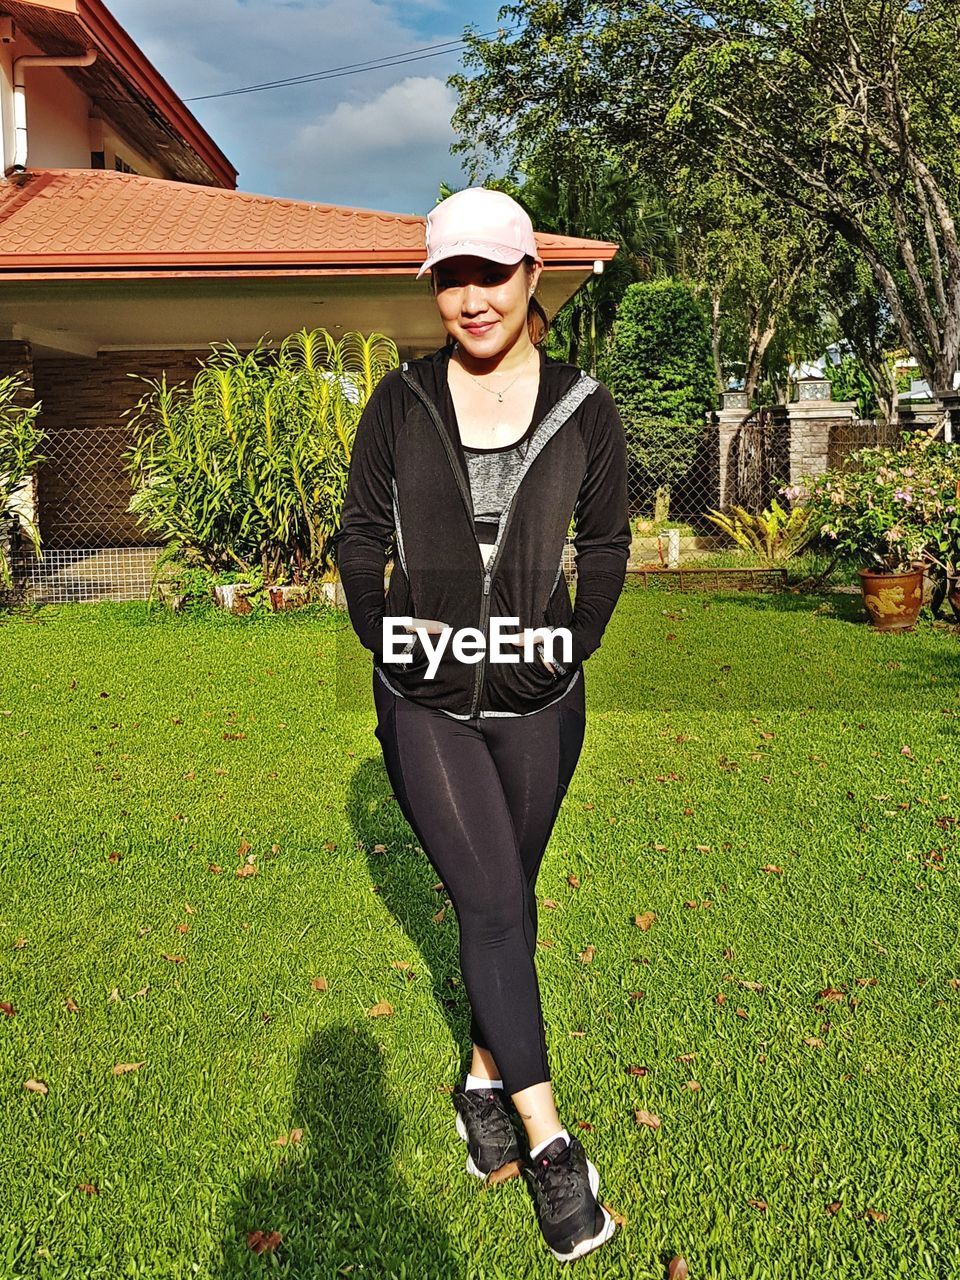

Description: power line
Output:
[182,27,517,102]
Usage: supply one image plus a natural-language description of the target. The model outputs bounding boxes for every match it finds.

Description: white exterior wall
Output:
[0,27,168,176]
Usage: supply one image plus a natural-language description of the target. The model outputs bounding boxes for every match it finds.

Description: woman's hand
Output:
[402,617,451,635]
[498,627,557,674]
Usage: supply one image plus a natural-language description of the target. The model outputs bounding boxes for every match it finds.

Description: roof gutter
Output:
[10,49,98,174]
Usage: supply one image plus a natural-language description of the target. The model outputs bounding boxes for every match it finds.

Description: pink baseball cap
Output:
[417,187,543,279]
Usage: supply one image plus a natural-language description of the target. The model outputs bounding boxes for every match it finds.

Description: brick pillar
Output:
[715,406,746,509]
[786,395,858,483]
[0,341,38,578]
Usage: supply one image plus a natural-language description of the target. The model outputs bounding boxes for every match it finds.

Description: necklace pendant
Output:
[497,391,504,403]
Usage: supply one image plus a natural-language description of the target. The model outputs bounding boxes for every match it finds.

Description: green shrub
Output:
[123,328,398,590]
[0,372,44,590]
[703,498,817,564]
[603,281,715,522]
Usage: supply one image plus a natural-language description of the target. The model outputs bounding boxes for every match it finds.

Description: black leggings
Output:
[372,666,587,1096]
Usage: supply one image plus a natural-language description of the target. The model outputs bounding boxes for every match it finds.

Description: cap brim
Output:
[415,241,531,280]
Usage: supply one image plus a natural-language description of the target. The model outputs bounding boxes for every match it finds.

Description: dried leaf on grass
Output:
[487,1159,522,1184]
[605,1203,628,1227]
[247,1230,282,1254]
[634,1109,661,1130]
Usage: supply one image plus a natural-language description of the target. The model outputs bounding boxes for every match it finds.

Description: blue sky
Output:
[107,0,508,215]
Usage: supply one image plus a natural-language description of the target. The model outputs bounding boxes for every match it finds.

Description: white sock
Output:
[465,1071,503,1092]
[529,1127,570,1160]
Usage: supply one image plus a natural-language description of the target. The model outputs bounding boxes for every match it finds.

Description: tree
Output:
[673,169,827,403]
[603,280,715,523]
[817,239,903,423]
[451,6,829,406]
[454,2,960,427]
[613,0,960,417]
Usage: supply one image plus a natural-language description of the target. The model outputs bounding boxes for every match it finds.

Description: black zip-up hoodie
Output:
[330,343,631,717]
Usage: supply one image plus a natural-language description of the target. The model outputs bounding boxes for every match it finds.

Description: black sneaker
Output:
[523,1133,617,1262]
[451,1084,522,1178]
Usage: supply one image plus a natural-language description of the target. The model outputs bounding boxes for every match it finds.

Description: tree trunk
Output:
[710,290,724,397]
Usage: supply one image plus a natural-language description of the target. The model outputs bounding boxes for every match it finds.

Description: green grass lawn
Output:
[1,588,958,1279]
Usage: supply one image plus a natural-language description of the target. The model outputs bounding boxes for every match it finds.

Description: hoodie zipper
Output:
[401,366,487,716]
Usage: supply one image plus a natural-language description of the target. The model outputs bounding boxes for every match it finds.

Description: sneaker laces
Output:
[533,1144,590,1218]
[466,1090,515,1151]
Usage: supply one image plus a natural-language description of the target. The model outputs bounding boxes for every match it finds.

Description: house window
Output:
[114,155,138,175]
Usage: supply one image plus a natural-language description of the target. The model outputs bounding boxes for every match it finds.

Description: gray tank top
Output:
[463,419,537,565]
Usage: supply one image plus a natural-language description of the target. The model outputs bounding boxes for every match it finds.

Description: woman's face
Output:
[432,254,542,360]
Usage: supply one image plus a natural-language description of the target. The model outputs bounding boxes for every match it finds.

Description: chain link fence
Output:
[622,405,944,570]
[5,391,948,603]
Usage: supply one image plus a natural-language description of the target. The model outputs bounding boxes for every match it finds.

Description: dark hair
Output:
[431,255,550,348]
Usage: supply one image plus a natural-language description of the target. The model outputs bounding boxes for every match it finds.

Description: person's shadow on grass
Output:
[213,1025,458,1278]
[346,755,475,1083]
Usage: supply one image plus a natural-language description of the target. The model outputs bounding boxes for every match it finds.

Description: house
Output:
[0,0,617,602]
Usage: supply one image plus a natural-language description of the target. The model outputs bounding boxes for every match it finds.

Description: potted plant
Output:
[782,432,959,632]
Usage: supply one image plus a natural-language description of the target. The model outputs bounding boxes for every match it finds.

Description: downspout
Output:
[9,49,98,174]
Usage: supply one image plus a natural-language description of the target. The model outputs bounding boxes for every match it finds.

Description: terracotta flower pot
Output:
[857,563,925,632]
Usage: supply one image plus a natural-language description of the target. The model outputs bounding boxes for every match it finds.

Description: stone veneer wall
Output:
[31,349,213,549]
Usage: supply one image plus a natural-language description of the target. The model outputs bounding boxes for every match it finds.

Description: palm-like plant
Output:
[703,499,815,565]
[123,328,398,588]
[0,372,45,589]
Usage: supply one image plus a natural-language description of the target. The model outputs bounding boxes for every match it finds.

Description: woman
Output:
[331,187,630,1263]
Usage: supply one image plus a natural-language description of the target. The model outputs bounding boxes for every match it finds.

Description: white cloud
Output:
[298,75,456,152]
[281,75,459,210]
[102,1,491,209]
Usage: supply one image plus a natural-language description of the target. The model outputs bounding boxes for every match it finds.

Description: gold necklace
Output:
[453,344,536,404]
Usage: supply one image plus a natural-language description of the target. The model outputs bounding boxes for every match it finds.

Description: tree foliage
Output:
[0,371,44,588]
[123,329,398,586]
[453,1,960,409]
[603,280,715,519]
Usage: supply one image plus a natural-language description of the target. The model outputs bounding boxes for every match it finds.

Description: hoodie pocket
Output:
[381,561,425,676]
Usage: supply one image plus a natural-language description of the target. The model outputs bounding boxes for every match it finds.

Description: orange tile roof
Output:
[0,169,619,280]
